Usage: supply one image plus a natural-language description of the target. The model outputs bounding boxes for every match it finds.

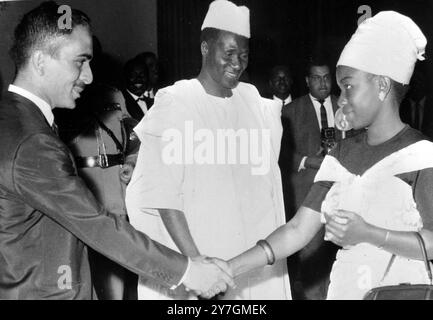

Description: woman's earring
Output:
[378,91,386,101]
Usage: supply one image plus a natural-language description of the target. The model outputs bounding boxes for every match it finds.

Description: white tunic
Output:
[126,79,291,300]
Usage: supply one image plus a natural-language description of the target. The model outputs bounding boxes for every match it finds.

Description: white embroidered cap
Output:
[337,11,427,84]
[201,0,250,38]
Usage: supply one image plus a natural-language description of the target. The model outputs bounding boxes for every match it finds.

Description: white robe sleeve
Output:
[126,90,188,213]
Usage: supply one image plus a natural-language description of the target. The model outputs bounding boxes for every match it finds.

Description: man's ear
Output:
[201,41,209,57]
[377,75,392,100]
[30,50,47,76]
[305,76,310,88]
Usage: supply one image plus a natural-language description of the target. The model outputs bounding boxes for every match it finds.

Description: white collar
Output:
[273,94,292,105]
[309,94,331,105]
[8,84,54,126]
[127,89,149,100]
[127,89,139,100]
[144,88,154,98]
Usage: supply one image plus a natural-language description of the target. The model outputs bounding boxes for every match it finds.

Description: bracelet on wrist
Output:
[378,230,390,249]
[256,239,276,265]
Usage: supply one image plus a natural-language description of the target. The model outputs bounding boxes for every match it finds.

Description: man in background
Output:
[122,57,152,121]
[269,65,294,109]
[280,58,340,300]
[136,51,160,107]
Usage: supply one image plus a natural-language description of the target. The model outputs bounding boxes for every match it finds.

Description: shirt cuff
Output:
[298,156,307,172]
[170,256,191,290]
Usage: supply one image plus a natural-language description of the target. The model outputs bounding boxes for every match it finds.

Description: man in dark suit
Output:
[0,1,233,300]
[280,59,341,300]
[122,57,153,121]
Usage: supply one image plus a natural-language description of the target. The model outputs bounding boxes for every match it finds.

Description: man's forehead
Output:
[274,70,289,77]
[127,63,147,73]
[215,30,249,47]
[58,26,93,58]
[310,65,330,75]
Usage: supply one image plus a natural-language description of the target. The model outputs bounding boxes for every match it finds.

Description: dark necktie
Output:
[318,99,329,129]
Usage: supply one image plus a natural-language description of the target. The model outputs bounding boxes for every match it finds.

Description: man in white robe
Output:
[126,0,291,300]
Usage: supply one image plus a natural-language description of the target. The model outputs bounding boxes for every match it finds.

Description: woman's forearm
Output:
[229,206,323,277]
[366,225,433,260]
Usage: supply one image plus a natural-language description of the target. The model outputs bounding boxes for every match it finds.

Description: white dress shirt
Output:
[8,84,54,126]
[144,88,155,99]
[309,94,335,130]
[273,94,292,106]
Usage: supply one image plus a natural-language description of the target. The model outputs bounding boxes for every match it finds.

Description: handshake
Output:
[182,255,235,299]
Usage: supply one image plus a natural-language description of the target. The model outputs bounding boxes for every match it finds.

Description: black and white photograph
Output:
[0,0,433,308]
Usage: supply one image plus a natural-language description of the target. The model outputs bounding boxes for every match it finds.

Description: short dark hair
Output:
[270,65,292,81]
[136,51,157,62]
[88,83,122,114]
[305,56,331,76]
[10,1,91,71]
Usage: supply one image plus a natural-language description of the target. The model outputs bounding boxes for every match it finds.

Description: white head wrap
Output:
[337,11,427,84]
[201,0,250,38]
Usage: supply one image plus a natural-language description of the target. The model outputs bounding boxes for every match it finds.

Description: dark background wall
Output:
[1,0,432,98]
[158,0,433,97]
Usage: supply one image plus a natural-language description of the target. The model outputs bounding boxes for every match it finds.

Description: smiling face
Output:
[125,62,149,97]
[336,65,382,129]
[42,25,93,109]
[203,30,249,95]
[306,65,332,100]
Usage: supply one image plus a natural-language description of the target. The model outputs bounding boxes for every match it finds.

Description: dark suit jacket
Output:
[0,92,186,299]
[279,94,341,215]
[122,89,153,121]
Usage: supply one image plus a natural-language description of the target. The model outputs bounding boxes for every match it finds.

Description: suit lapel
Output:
[331,95,339,114]
[304,95,321,134]
[122,89,144,121]
[8,92,54,131]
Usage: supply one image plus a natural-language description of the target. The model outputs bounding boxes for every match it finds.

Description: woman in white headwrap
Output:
[228,11,433,300]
